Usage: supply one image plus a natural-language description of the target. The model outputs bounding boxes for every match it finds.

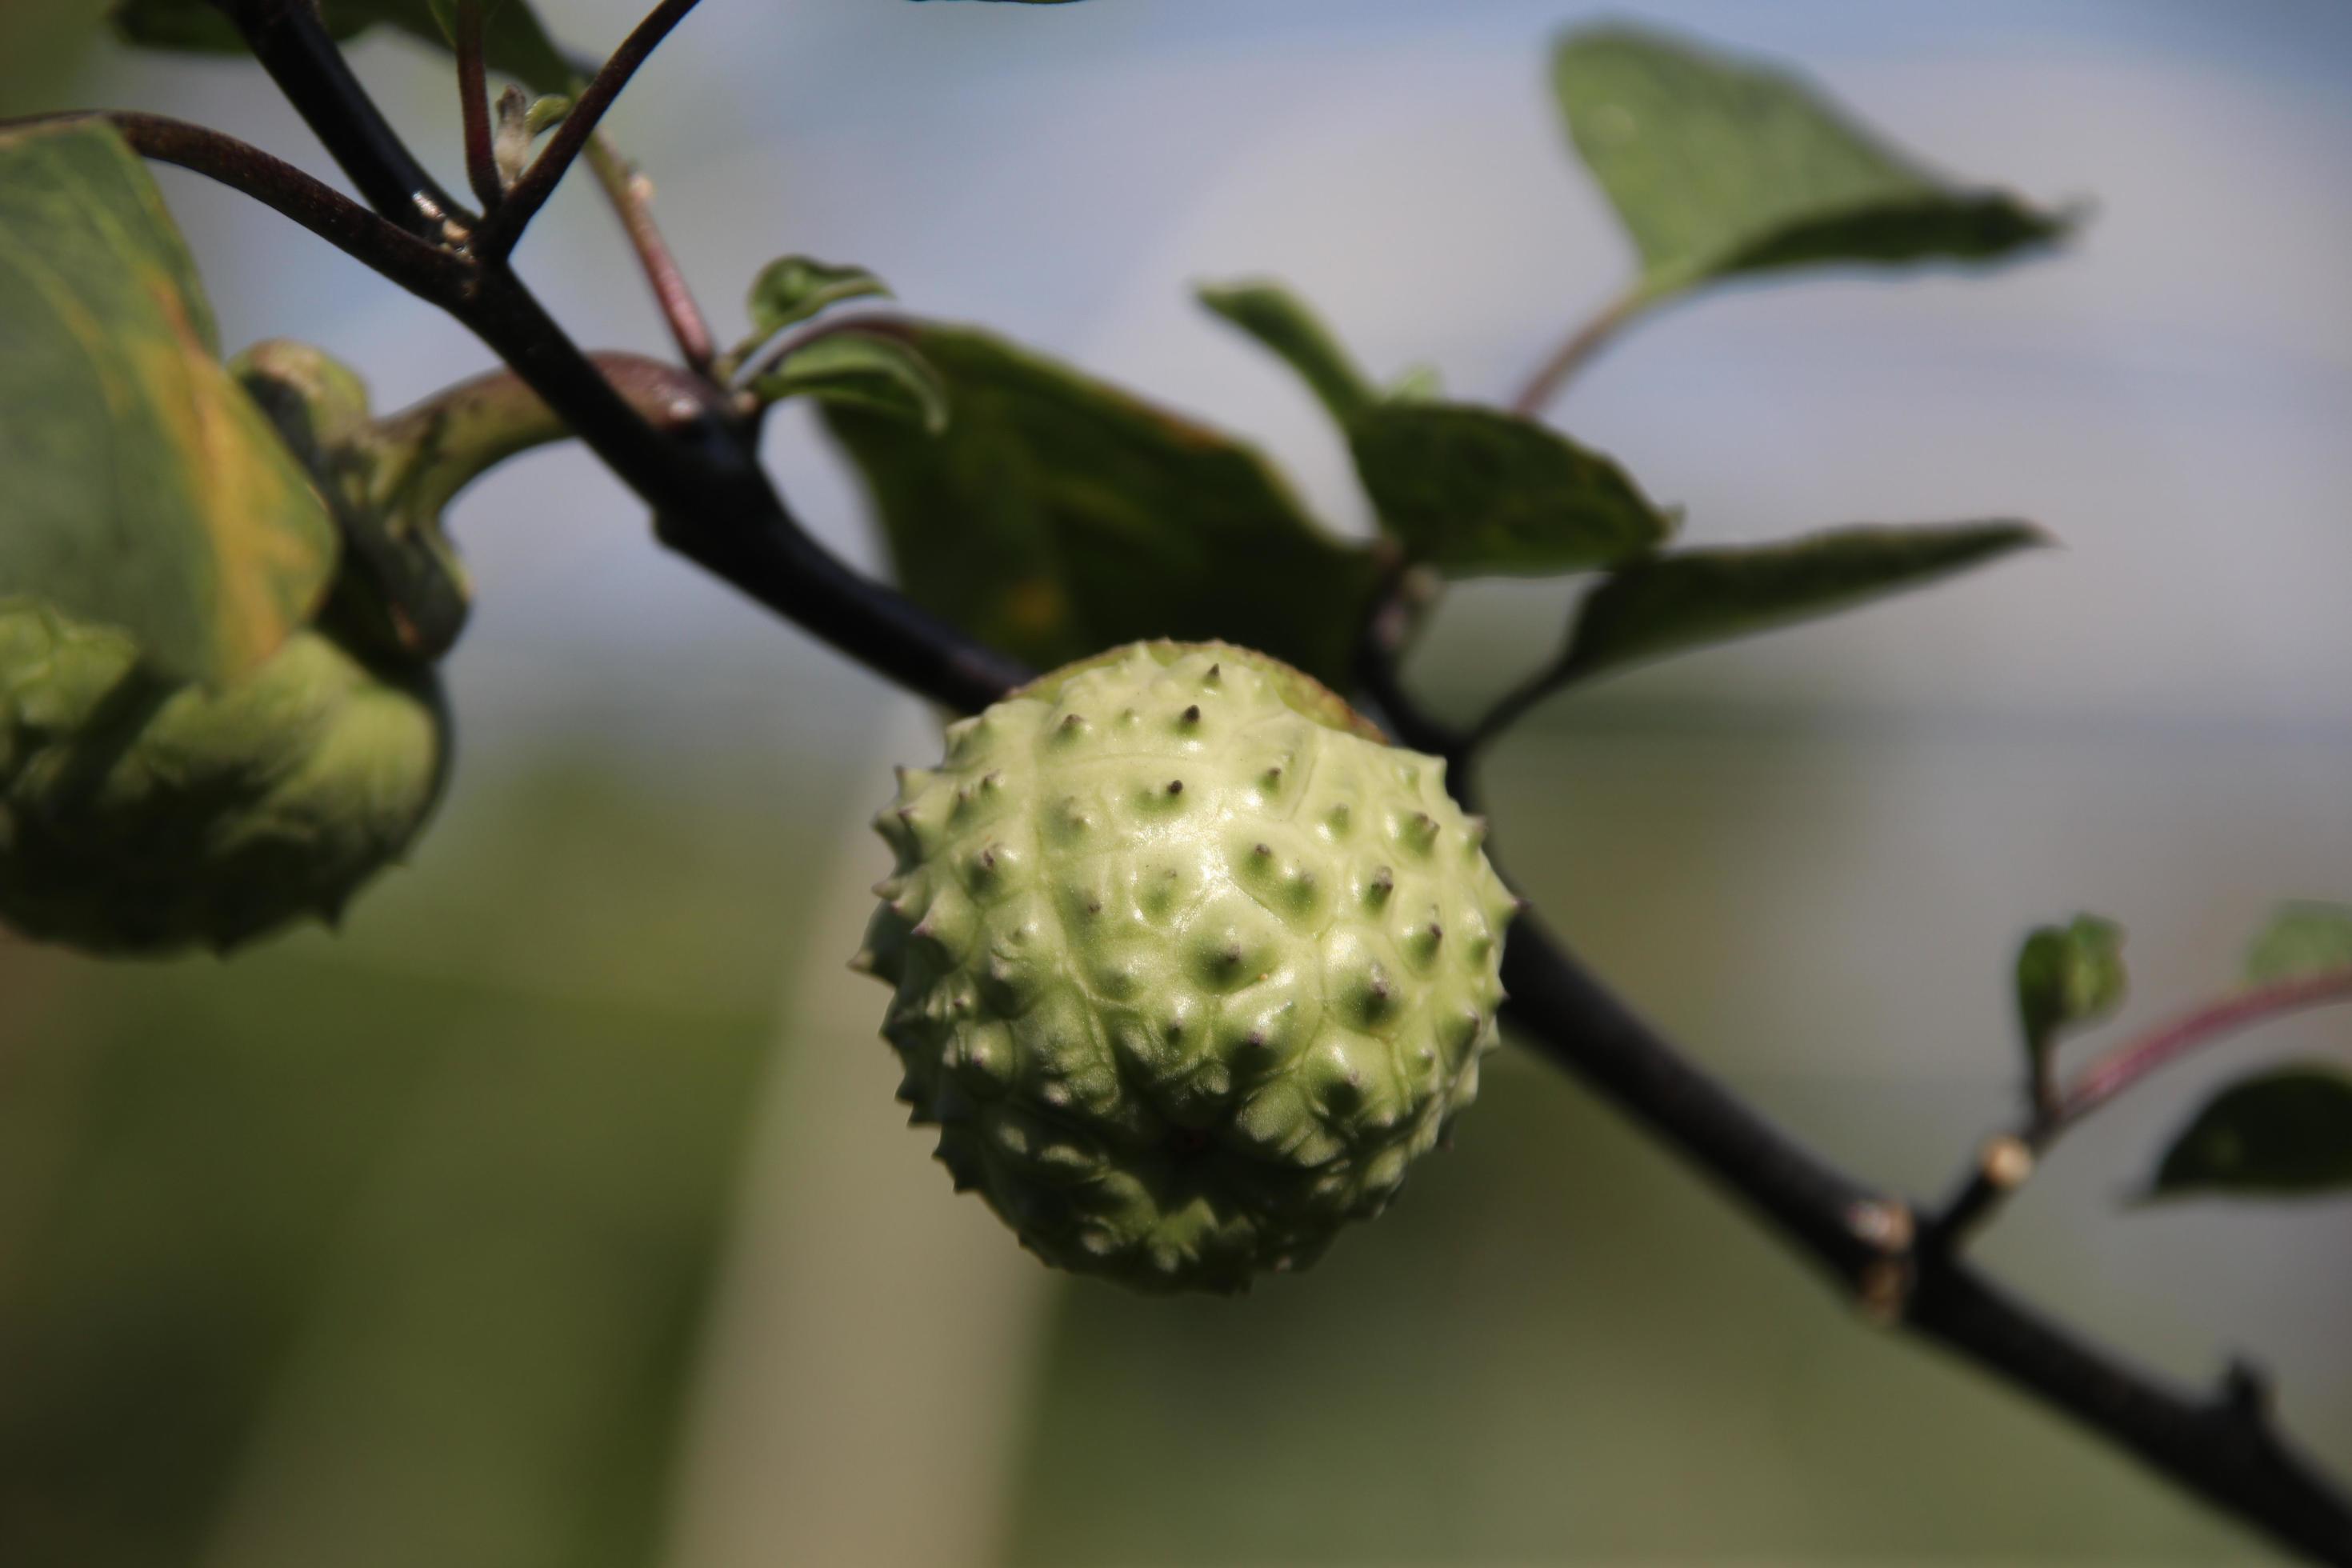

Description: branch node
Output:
[1857,1258,1915,1328]
[1982,1133,2036,1191]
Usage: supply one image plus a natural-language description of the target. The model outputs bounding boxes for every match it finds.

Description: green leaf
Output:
[1551,23,2069,295]
[819,322,1382,686]
[2015,914,2128,1074]
[2150,1066,2352,1198]
[743,257,894,349]
[751,331,947,434]
[2246,902,2352,985]
[112,0,575,94]
[1197,278,1378,423]
[1348,402,1672,578]
[0,119,339,685]
[1554,522,2045,686]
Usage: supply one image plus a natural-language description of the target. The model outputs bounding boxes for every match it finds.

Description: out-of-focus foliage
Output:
[0,120,338,686]
[2246,902,2352,986]
[1551,23,2069,298]
[2014,913,2128,1084]
[0,606,446,956]
[2151,1067,2352,1198]
[0,751,846,1568]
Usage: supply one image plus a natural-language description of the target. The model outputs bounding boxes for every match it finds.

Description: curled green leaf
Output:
[751,331,948,435]
[741,257,894,358]
[2016,914,2128,1078]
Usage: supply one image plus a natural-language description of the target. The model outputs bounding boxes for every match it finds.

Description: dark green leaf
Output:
[743,257,893,350]
[1555,522,2045,685]
[1552,23,2069,294]
[2015,914,2127,1074]
[1198,279,1377,423]
[2246,902,2352,985]
[1348,402,1672,578]
[112,0,574,94]
[820,322,1382,686]
[2150,1066,2352,1198]
[0,119,339,685]
[751,331,946,434]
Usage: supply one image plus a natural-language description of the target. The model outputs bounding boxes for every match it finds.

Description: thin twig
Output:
[10,111,470,305]
[1512,282,1655,418]
[475,0,706,258]
[586,135,718,376]
[454,0,504,213]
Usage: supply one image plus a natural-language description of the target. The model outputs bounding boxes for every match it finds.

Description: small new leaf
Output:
[2149,1066,2352,1199]
[1553,522,2044,686]
[751,332,947,434]
[1551,23,2069,297]
[1198,278,1378,423]
[820,322,1381,686]
[2246,902,2352,986]
[2015,914,2128,1084]
[1350,402,1673,577]
[0,120,338,685]
[743,258,894,351]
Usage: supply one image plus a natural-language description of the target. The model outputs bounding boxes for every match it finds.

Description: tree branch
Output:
[202,0,470,240]
[211,6,2352,1560]
[474,0,706,258]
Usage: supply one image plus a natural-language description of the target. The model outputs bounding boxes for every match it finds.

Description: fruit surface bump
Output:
[859,640,1514,1292]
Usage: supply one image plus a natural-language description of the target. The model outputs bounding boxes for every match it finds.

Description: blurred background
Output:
[3,0,2350,1562]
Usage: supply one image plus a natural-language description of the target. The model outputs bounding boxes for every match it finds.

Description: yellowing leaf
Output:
[0,119,338,684]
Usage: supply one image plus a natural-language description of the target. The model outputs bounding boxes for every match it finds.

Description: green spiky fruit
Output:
[0,600,449,955]
[858,641,1515,1292]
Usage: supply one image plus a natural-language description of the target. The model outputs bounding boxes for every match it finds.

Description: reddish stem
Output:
[454,0,503,214]
[2055,968,2352,1130]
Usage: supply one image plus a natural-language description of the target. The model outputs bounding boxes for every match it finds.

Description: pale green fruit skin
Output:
[0,600,449,955]
[860,641,1515,1293]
